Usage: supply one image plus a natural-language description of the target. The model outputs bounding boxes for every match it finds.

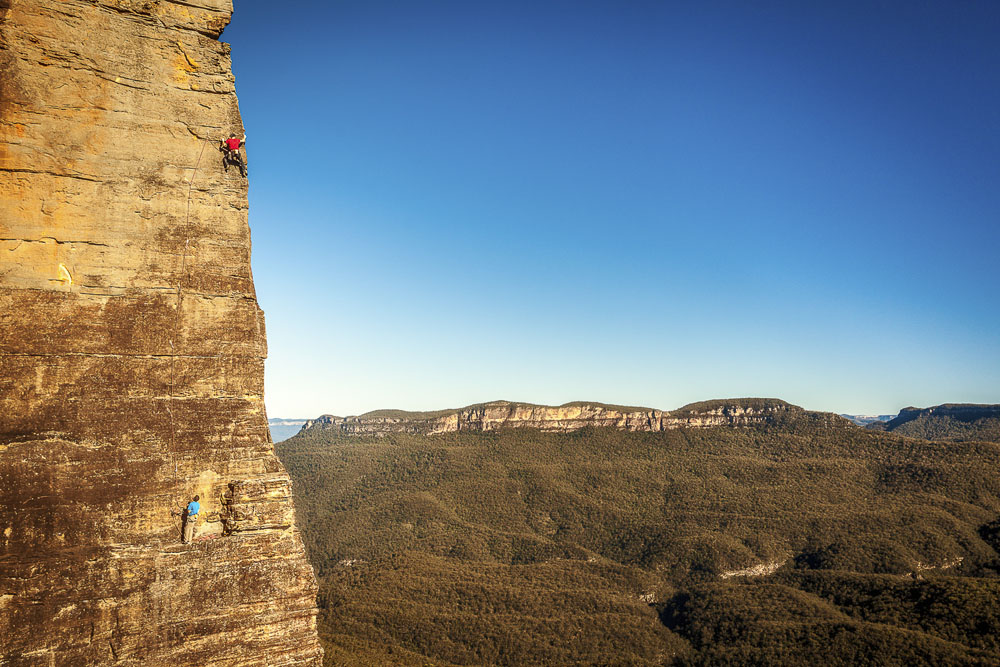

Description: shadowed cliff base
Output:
[0,1,322,663]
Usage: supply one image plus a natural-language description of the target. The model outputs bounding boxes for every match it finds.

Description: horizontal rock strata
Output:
[302,399,844,437]
[0,1,322,664]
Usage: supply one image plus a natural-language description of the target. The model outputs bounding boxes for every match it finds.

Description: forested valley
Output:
[278,402,1000,665]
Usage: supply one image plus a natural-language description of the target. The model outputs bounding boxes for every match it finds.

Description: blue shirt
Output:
[187,501,200,516]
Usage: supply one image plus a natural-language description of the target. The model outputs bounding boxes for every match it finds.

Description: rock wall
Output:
[0,1,322,664]
[302,399,836,437]
[305,402,669,435]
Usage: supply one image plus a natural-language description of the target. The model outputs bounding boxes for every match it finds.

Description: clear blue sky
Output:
[224,0,999,419]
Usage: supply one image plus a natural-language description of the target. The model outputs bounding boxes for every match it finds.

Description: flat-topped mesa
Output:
[870,403,1000,442]
[301,398,842,436]
[667,397,806,427]
[889,403,1000,426]
[0,1,322,664]
[304,401,667,435]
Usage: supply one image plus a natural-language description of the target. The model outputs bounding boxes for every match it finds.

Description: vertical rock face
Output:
[300,398,844,437]
[0,1,323,664]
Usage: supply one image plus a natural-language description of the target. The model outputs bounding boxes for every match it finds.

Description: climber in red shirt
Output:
[221,133,246,177]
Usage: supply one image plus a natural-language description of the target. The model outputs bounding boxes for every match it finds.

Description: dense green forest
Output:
[278,407,1000,665]
[872,405,1000,443]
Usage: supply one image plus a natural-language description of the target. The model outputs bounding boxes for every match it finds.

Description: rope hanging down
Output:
[167,137,211,487]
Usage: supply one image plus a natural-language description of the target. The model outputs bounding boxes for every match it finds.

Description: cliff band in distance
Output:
[302,398,849,437]
[0,1,322,664]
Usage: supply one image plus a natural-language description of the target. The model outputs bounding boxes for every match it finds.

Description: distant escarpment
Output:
[302,398,849,436]
[1,1,321,664]
[867,403,1000,442]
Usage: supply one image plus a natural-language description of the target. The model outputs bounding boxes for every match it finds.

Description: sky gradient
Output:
[223,0,1000,418]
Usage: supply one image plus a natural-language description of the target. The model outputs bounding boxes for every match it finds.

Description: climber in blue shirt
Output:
[183,495,200,544]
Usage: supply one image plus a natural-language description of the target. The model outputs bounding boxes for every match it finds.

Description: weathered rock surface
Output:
[302,398,846,436]
[1,1,322,664]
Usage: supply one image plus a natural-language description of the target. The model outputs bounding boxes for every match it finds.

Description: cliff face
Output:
[305,402,670,435]
[0,1,322,664]
[302,399,837,436]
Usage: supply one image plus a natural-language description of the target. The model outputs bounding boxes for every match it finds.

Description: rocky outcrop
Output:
[718,560,788,579]
[1,1,322,664]
[301,398,841,437]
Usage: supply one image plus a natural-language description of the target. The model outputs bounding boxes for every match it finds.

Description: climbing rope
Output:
[167,137,211,493]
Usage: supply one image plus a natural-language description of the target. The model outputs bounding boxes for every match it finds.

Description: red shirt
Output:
[225,138,241,151]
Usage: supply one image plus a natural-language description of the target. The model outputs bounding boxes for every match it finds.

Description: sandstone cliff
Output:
[301,398,845,436]
[1,1,322,664]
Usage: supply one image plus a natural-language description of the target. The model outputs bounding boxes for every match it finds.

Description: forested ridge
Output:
[870,404,1000,443]
[278,406,1000,665]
